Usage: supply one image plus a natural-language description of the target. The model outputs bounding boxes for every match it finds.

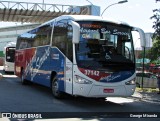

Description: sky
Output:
[0,0,160,48]
[0,0,159,33]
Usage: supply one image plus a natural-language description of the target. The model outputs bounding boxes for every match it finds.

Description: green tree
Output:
[150,38,160,61]
[151,0,160,38]
[149,0,160,62]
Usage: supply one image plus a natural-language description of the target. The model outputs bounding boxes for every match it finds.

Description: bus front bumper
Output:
[73,84,136,98]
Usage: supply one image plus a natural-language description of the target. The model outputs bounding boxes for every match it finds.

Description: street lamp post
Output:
[141,46,146,89]
[42,0,45,10]
[101,0,128,16]
[15,23,17,35]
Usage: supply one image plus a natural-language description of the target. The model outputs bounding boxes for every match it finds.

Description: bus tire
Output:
[51,77,63,98]
[21,70,27,85]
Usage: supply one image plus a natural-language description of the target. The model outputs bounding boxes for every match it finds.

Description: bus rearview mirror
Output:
[69,21,80,44]
[132,27,146,47]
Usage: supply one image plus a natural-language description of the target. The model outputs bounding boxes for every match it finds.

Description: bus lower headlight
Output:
[75,75,93,84]
[125,79,136,85]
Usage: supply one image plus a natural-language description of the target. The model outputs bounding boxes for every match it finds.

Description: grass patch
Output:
[136,87,159,93]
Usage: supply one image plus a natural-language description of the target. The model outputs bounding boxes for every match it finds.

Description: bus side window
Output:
[30,25,51,47]
[52,20,73,62]
[16,37,20,49]
[66,25,73,62]
[40,25,52,46]
[52,20,68,55]
[17,33,30,49]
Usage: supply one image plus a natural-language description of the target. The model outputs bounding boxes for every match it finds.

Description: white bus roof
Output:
[4,42,16,48]
[42,15,131,27]
[3,42,16,54]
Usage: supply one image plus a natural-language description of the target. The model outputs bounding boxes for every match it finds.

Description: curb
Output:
[132,92,143,98]
[131,91,160,103]
[142,93,160,103]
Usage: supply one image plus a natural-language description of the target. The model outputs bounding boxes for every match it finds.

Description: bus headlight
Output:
[75,75,93,84]
[125,79,136,85]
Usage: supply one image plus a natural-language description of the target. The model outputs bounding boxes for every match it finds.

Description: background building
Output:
[69,5,100,16]
[0,4,100,65]
[0,23,40,57]
[0,24,39,65]
[0,4,100,58]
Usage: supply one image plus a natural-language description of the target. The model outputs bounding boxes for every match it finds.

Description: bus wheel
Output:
[51,78,62,98]
[21,70,27,85]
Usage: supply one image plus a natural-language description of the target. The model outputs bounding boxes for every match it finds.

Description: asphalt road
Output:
[0,66,160,120]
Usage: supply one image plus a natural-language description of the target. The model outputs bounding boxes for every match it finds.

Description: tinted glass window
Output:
[16,24,52,49]
[52,20,73,62]
[6,47,15,62]
[32,25,52,47]
[75,21,135,71]
[52,20,68,54]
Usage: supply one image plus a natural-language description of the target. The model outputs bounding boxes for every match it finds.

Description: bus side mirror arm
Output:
[68,21,80,44]
[132,27,146,47]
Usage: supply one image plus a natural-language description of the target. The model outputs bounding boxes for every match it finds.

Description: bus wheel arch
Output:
[21,68,27,85]
[50,71,63,98]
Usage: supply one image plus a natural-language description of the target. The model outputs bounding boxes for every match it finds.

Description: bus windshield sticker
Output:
[105,53,111,60]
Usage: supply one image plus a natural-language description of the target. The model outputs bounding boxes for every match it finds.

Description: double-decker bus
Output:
[15,15,146,98]
[3,42,16,73]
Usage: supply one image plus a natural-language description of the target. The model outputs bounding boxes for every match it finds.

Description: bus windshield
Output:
[76,21,135,72]
[5,47,15,62]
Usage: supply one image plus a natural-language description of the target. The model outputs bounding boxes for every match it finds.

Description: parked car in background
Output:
[149,65,160,74]
[136,67,143,73]
[136,72,158,88]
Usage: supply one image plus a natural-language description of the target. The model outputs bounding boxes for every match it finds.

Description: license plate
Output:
[103,89,114,93]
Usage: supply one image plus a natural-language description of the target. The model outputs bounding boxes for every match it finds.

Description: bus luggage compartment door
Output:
[65,58,73,95]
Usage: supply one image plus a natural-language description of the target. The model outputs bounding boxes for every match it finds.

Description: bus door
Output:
[65,58,73,95]
[65,24,74,95]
